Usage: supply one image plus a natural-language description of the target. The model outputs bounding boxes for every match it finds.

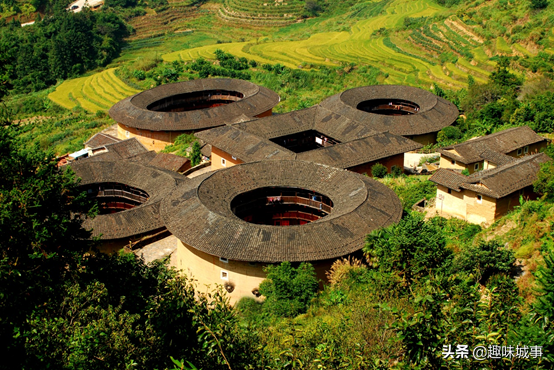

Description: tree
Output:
[363,213,452,284]
[371,162,388,178]
[453,240,515,283]
[190,141,202,166]
[364,212,453,284]
[0,115,97,366]
[391,165,403,178]
[258,262,319,317]
[489,56,522,91]
[0,113,258,369]
[436,125,462,143]
[533,154,554,201]
[530,0,549,9]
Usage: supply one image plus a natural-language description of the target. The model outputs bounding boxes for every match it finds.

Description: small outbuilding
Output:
[438,126,549,174]
[430,153,551,225]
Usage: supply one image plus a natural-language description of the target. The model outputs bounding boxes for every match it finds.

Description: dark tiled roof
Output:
[297,132,422,169]
[104,138,149,159]
[200,107,421,168]
[438,126,548,164]
[109,78,280,131]
[428,168,467,191]
[200,144,212,157]
[70,160,182,239]
[85,133,121,148]
[235,106,379,142]
[318,85,459,136]
[148,153,190,172]
[430,153,551,198]
[161,160,402,263]
[195,125,295,162]
[235,107,318,139]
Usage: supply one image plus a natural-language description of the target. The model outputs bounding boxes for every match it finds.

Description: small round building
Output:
[109,78,280,151]
[161,160,402,301]
[71,160,182,253]
[319,85,459,145]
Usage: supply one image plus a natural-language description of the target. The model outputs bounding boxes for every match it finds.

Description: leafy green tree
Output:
[391,165,403,178]
[533,158,554,201]
[364,212,453,284]
[530,0,549,9]
[437,125,462,143]
[510,92,554,133]
[259,262,319,317]
[453,240,516,283]
[489,56,523,91]
[0,114,259,369]
[190,141,202,166]
[534,250,554,319]
[371,162,388,178]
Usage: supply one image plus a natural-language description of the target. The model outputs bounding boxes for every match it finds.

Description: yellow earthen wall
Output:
[436,185,466,219]
[175,240,267,303]
[437,186,499,224]
[174,240,333,304]
[506,142,548,159]
[465,192,496,225]
[439,156,467,171]
[439,156,483,174]
[210,147,244,170]
[410,132,438,146]
[117,123,184,152]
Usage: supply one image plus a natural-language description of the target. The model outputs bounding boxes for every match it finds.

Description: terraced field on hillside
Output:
[165,0,541,88]
[218,0,305,26]
[127,0,200,41]
[48,69,140,112]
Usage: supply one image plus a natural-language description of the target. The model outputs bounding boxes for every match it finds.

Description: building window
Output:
[125,131,130,138]
[447,189,452,194]
[524,146,529,154]
[519,189,525,196]
[219,257,229,263]
[517,148,522,156]
[248,262,257,266]
[232,156,237,160]
[221,158,226,167]
[477,195,482,204]
[220,270,229,280]
[474,163,479,171]
[451,160,456,165]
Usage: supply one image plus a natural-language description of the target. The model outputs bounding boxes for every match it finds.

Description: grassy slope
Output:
[50,0,554,112]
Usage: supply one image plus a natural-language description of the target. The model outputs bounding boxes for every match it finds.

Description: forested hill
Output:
[0,8,128,96]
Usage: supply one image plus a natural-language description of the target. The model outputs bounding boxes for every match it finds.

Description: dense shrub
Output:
[371,163,388,178]
[454,240,516,283]
[258,262,319,317]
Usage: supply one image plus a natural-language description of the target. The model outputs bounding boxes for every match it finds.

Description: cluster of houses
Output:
[65,78,551,302]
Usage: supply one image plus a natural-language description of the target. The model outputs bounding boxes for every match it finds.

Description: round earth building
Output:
[161,160,403,302]
[109,78,280,151]
[319,85,459,145]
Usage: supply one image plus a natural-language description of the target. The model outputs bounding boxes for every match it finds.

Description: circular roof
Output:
[319,85,459,136]
[161,160,402,263]
[71,161,181,240]
[109,78,280,132]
